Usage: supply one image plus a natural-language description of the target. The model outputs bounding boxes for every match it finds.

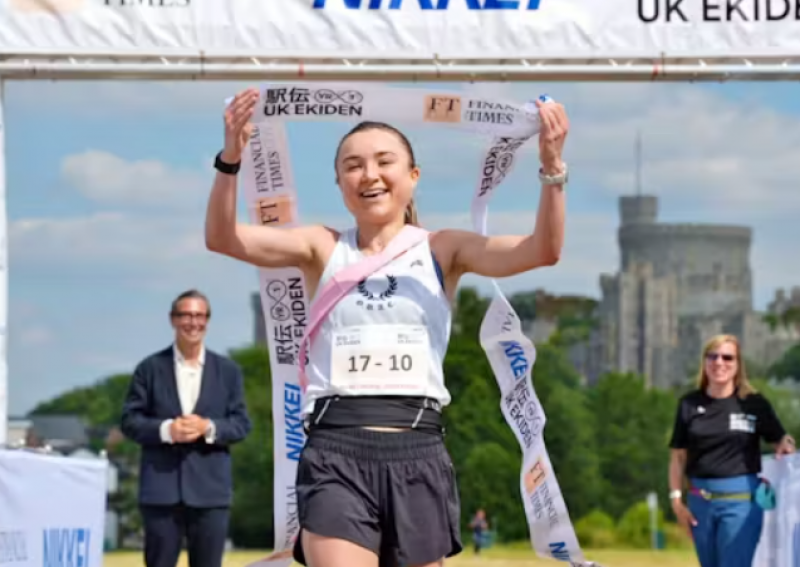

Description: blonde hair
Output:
[404,198,419,226]
[696,334,755,399]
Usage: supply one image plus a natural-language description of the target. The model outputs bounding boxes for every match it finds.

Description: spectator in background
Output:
[668,333,795,567]
[120,289,252,567]
[469,509,489,555]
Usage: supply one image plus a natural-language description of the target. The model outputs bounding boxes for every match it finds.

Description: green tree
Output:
[750,377,800,447]
[588,372,676,519]
[29,285,702,551]
[452,286,490,339]
[32,373,132,427]
[769,344,800,381]
[457,442,523,541]
[227,345,276,547]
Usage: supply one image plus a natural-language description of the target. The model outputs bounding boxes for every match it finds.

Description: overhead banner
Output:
[0,450,108,567]
[2,0,800,60]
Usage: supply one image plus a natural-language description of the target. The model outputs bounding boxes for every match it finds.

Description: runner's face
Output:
[336,129,419,224]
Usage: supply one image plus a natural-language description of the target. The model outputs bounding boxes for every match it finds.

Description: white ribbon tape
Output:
[232,83,597,567]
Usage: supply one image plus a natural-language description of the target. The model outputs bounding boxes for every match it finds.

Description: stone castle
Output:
[566,195,798,388]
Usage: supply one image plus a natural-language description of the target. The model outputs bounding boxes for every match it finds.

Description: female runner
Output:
[205,88,569,567]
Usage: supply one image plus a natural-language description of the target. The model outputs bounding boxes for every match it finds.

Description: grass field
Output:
[105,548,699,567]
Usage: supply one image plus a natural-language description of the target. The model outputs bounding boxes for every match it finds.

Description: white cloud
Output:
[16,80,800,303]
[17,79,800,221]
[10,212,201,267]
[18,326,52,347]
[16,136,799,309]
[477,82,800,220]
[9,203,616,302]
[6,81,251,118]
[419,209,617,298]
[7,80,800,415]
[61,150,208,209]
[383,81,800,225]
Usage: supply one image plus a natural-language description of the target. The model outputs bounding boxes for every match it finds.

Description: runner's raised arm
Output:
[204,88,322,270]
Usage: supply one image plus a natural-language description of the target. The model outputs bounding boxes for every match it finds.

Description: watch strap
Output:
[214,151,241,175]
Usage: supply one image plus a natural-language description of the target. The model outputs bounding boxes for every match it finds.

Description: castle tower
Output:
[619,195,658,226]
[251,292,266,345]
[617,196,752,317]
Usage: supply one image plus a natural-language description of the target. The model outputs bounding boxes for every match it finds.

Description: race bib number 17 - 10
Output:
[330,325,430,395]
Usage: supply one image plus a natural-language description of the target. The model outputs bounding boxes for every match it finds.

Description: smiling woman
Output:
[667,333,795,567]
[333,120,422,227]
[204,87,569,567]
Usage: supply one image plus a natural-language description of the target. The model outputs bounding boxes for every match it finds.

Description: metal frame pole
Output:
[0,78,7,448]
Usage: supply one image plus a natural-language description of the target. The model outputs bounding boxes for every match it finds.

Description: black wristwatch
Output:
[214,151,241,175]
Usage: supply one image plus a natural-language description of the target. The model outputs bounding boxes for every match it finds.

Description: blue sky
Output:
[5,79,800,414]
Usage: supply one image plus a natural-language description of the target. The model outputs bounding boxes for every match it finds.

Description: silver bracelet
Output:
[539,162,568,186]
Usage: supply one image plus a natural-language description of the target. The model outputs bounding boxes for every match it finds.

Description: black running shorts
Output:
[292,427,463,567]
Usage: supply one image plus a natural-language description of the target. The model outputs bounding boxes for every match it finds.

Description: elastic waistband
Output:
[305,426,446,461]
[306,395,443,432]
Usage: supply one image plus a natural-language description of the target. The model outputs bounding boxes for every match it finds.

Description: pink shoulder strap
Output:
[298,224,429,391]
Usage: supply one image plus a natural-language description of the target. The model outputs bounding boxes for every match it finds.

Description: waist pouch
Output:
[690,477,776,510]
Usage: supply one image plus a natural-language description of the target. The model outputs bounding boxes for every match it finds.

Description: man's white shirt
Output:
[159,344,216,444]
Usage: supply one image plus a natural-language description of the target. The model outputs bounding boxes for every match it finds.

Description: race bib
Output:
[330,324,430,395]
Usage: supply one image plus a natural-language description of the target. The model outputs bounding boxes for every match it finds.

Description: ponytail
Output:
[405,199,419,226]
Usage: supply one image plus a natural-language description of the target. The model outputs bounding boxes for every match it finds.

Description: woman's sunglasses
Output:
[706,352,735,362]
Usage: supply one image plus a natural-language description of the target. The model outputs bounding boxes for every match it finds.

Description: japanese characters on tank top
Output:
[302,227,452,417]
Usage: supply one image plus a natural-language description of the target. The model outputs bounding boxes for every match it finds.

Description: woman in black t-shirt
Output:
[668,334,795,567]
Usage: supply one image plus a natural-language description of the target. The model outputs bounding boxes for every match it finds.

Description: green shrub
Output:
[575,509,618,549]
[663,521,694,549]
[617,501,663,548]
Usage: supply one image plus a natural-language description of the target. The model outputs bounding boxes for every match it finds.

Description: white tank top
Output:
[303,227,453,416]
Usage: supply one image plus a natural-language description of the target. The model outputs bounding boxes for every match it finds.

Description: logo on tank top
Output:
[356,274,398,310]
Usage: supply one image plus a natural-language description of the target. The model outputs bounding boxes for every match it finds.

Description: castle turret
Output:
[619,195,658,226]
[616,196,752,317]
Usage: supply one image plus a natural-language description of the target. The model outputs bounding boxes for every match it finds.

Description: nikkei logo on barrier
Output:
[42,528,91,567]
[0,531,27,565]
[312,0,542,9]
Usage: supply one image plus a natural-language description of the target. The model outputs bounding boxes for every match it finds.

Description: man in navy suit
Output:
[121,289,252,567]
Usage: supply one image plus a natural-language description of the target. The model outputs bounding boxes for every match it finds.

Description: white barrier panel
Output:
[0,450,108,567]
[1,0,800,60]
[755,453,800,567]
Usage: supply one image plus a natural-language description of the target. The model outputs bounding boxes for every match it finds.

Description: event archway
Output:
[1,2,797,567]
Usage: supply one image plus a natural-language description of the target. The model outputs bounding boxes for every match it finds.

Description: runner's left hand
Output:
[536,99,568,175]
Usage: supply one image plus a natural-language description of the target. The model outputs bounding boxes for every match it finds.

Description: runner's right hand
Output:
[222,88,259,163]
[671,499,697,536]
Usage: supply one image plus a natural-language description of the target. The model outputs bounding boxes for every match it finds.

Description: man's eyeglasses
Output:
[172,311,208,321]
[706,352,735,362]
